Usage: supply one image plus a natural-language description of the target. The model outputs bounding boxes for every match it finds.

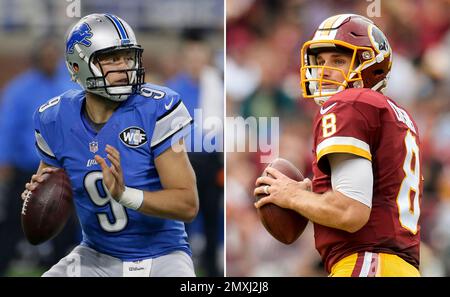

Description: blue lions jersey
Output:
[33,83,193,261]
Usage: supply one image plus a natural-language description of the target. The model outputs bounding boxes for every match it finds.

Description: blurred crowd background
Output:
[0,0,224,277]
[226,0,450,276]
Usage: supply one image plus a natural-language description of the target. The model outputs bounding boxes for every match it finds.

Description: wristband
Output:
[118,187,144,210]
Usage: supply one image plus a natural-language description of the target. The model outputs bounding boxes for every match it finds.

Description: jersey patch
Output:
[119,126,147,148]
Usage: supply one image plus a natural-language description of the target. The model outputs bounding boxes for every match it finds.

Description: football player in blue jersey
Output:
[20,13,199,277]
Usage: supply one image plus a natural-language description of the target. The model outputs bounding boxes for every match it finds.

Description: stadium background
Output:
[226,0,450,276]
[0,0,224,277]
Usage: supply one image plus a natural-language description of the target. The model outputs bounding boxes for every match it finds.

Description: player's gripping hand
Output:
[254,167,312,209]
[95,145,125,201]
[21,167,59,201]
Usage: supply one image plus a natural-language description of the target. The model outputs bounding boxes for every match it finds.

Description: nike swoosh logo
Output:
[320,102,337,115]
[164,97,174,110]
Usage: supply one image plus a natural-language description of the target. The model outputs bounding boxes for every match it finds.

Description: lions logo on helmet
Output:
[66,23,93,54]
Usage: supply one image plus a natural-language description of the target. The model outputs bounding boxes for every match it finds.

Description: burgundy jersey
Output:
[311,88,422,273]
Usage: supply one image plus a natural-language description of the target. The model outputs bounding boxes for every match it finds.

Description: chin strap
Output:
[371,79,387,93]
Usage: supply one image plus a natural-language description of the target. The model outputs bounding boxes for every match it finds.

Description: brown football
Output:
[256,158,309,244]
[21,168,74,245]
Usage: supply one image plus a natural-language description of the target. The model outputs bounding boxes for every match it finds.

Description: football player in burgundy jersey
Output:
[255,14,422,276]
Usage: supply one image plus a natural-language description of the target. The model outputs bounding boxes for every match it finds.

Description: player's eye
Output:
[334,59,346,66]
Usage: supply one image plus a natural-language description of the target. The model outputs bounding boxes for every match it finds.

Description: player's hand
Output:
[253,167,312,209]
[21,167,59,201]
[95,145,125,201]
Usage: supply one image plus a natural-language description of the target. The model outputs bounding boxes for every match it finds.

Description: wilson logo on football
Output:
[120,127,147,148]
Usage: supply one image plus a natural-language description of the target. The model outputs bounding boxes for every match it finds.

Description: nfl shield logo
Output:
[89,141,98,153]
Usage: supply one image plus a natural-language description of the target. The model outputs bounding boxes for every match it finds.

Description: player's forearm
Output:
[138,188,199,222]
[291,189,367,233]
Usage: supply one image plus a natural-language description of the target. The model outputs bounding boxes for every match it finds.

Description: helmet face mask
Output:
[65,14,145,102]
[300,14,392,105]
[86,46,145,99]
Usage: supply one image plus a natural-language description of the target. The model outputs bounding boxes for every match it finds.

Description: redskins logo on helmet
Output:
[300,14,393,105]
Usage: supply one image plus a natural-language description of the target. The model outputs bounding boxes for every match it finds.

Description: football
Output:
[256,158,309,244]
[21,169,74,245]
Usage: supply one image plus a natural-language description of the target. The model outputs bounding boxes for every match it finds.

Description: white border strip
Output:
[223,0,227,278]
[359,252,373,277]
[316,136,370,155]
[151,102,191,148]
[35,131,55,157]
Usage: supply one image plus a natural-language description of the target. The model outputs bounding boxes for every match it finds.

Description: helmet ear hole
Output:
[372,69,386,89]
[73,63,79,73]
[373,69,384,75]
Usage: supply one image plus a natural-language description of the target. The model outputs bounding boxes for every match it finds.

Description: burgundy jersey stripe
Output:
[351,252,365,277]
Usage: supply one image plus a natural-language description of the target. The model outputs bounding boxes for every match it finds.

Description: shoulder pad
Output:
[329,88,387,108]
[138,83,179,100]
[37,89,83,123]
